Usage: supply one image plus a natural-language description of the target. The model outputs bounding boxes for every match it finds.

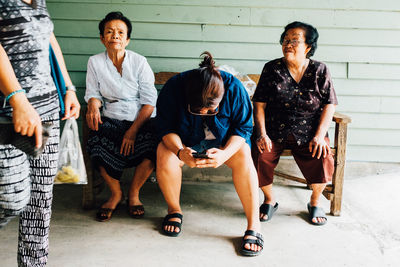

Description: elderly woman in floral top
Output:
[252,21,338,226]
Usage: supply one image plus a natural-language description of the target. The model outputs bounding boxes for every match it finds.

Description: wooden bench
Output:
[81,72,351,216]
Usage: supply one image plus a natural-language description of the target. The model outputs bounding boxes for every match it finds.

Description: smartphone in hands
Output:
[192,151,209,159]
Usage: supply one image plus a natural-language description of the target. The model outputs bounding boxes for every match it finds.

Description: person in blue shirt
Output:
[156,52,263,256]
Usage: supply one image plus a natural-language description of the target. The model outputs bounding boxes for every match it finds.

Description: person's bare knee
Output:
[139,158,154,171]
[225,144,252,169]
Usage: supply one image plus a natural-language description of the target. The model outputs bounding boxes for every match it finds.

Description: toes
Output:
[133,210,143,216]
[312,217,326,224]
[259,213,269,220]
[244,243,251,250]
[165,225,180,233]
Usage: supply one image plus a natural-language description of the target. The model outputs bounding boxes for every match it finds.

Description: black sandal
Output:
[307,203,327,226]
[259,202,279,222]
[161,213,183,237]
[240,230,264,256]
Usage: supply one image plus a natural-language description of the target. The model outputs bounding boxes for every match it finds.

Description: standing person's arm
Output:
[0,44,42,147]
[50,33,80,120]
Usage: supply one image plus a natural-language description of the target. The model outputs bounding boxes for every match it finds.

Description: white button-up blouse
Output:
[85,50,157,121]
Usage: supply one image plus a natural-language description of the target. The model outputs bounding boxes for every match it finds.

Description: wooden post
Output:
[330,122,348,215]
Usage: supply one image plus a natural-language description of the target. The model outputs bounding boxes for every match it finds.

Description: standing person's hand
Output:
[120,129,137,156]
[10,93,42,148]
[256,134,272,153]
[62,90,80,120]
[86,98,102,131]
[309,135,331,159]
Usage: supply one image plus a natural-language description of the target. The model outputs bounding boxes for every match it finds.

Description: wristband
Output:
[3,89,26,108]
[176,148,183,160]
[66,84,76,92]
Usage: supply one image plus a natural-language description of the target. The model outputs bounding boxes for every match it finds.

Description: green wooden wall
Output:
[47,0,400,162]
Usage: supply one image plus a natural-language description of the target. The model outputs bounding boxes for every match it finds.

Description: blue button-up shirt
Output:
[156,70,253,147]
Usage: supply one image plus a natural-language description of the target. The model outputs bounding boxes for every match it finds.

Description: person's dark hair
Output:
[185,51,224,110]
[99,11,132,39]
[279,21,319,58]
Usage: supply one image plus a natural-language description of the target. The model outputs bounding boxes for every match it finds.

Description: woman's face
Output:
[281,28,311,62]
[101,19,130,52]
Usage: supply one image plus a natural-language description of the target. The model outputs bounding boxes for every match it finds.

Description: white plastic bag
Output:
[55,118,87,184]
[218,65,257,98]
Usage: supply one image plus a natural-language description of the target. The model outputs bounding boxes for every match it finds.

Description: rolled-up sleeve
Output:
[138,59,157,106]
[85,57,103,103]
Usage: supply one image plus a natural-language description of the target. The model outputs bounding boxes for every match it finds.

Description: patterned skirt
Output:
[87,117,158,180]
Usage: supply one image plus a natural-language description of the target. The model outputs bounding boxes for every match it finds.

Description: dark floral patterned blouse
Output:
[252,58,338,145]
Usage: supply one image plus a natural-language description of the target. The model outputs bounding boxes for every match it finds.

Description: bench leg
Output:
[330,187,342,216]
[330,122,347,216]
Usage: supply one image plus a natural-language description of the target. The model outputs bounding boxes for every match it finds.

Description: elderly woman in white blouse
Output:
[85,12,157,222]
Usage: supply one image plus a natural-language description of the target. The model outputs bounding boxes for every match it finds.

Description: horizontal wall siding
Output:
[47,0,400,162]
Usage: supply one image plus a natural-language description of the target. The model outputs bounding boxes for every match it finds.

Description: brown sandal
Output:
[96,201,122,222]
[127,204,145,219]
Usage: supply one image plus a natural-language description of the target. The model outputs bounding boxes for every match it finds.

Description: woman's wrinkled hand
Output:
[309,136,331,159]
[256,134,272,153]
[86,98,102,131]
[120,129,137,156]
[10,93,42,148]
[62,90,80,120]
[196,148,228,168]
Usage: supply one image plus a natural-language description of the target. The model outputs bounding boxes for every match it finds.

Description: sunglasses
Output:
[188,104,219,116]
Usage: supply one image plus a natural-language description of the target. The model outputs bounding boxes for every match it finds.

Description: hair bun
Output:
[199,51,215,69]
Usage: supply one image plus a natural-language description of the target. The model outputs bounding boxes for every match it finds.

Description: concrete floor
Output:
[1,169,399,267]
